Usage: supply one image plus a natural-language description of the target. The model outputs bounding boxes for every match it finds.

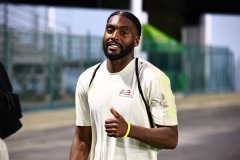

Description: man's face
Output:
[103,15,139,61]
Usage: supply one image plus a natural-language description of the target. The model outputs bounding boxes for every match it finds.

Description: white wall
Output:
[201,13,240,92]
[0,4,124,35]
[55,7,116,36]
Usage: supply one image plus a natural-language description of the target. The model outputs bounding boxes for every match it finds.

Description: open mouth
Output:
[108,44,120,50]
[107,41,122,49]
[105,41,123,53]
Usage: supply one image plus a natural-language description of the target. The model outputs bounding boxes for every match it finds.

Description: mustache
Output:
[106,40,123,47]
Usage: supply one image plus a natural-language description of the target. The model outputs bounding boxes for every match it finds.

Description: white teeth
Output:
[108,45,119,48]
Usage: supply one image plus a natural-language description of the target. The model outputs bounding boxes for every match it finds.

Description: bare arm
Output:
[69,126,92,160]
[128,124,178,149]
[105,107,178,149]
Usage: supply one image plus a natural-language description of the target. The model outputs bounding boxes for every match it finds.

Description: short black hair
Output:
[107,11,142,37]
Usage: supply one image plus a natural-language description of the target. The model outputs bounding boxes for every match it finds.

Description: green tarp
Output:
[142,24,186,53]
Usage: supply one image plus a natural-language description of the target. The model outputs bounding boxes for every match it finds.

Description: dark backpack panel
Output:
[0,62,22,139]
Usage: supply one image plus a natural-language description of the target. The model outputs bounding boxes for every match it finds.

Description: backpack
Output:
[89,58,154,128]
[0,62,22,139]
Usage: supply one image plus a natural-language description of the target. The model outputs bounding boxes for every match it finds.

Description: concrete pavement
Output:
[18,92,240,132]
[4,92,240,160]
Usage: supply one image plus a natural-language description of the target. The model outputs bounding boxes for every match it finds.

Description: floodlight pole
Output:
[131,0,142,22]
[47,7,56,32]
[131,0,148,59]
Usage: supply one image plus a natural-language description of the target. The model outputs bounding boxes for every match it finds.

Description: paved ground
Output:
[158,104,240,160]
[4,92,240,160]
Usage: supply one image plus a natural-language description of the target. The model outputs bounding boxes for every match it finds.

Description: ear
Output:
[134,36,140,47]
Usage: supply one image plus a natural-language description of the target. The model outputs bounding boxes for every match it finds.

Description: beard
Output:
[103,40,134,61]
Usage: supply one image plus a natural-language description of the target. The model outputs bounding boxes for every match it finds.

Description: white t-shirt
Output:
[0,138,9,160]
[75,58,178,160]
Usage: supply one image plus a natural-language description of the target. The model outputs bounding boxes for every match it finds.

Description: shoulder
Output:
[76,62,104,91]
[137,58,170,83]
[79,62,103,81]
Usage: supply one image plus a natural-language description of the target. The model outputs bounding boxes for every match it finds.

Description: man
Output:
[69,11,178,160]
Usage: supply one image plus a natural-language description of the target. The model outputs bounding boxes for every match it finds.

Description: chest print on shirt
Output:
[119,89,134,98]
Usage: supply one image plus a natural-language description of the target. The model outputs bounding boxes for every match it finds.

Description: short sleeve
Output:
[75,72,91,126]
[143,64,178,126]
[157,73,178,126]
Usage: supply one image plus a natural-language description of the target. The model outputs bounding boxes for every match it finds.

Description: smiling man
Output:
[69,11,178,160]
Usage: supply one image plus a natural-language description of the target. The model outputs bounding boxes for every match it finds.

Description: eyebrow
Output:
[106,24,131,30]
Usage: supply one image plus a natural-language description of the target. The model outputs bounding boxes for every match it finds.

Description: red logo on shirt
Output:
[119,89,134,98]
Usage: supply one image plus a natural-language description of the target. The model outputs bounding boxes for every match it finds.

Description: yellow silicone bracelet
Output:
[123,122,131,138]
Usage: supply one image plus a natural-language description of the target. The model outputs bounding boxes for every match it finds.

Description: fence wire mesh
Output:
[0,29,235,111]
[0,28,104,111]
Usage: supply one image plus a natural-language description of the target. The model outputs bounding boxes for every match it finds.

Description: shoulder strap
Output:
[88,59,154,128]
[89,62,102,87]
[135,58,154,128]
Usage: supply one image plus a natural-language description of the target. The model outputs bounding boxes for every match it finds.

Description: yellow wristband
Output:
[123,122,131,138]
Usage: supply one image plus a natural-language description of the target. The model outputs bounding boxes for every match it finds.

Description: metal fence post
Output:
[3,3,9,72]
[85,32,91,67]
[48,32,55,105]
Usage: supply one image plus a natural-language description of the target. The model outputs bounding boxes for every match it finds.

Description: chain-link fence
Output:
[0,28,235,111]
[147,44,235,94]
[183,44,235,94]
[0,28,104,111]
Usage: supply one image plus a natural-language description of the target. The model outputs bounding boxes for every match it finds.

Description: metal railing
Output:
[183,44,235,94]
[0,28,105,111]
[0,29,235,111]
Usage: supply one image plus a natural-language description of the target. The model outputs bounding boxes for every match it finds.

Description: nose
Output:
[111,30,119,40]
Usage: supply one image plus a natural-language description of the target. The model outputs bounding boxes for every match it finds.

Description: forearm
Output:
[70,142,90,160]
[69,126,92,160]
[128,124,178,149]
[69,138,91,160]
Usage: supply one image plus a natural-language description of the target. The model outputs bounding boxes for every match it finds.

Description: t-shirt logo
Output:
[119,89,134,98]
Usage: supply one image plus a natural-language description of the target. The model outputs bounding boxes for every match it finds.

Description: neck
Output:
[106,53,134,73]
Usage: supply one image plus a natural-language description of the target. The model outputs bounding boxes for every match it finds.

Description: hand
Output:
[105,107,128,138]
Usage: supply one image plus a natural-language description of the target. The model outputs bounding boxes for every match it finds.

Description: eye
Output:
[120,28,130,35]
[106,28,114,34]
[120,31,127,35]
